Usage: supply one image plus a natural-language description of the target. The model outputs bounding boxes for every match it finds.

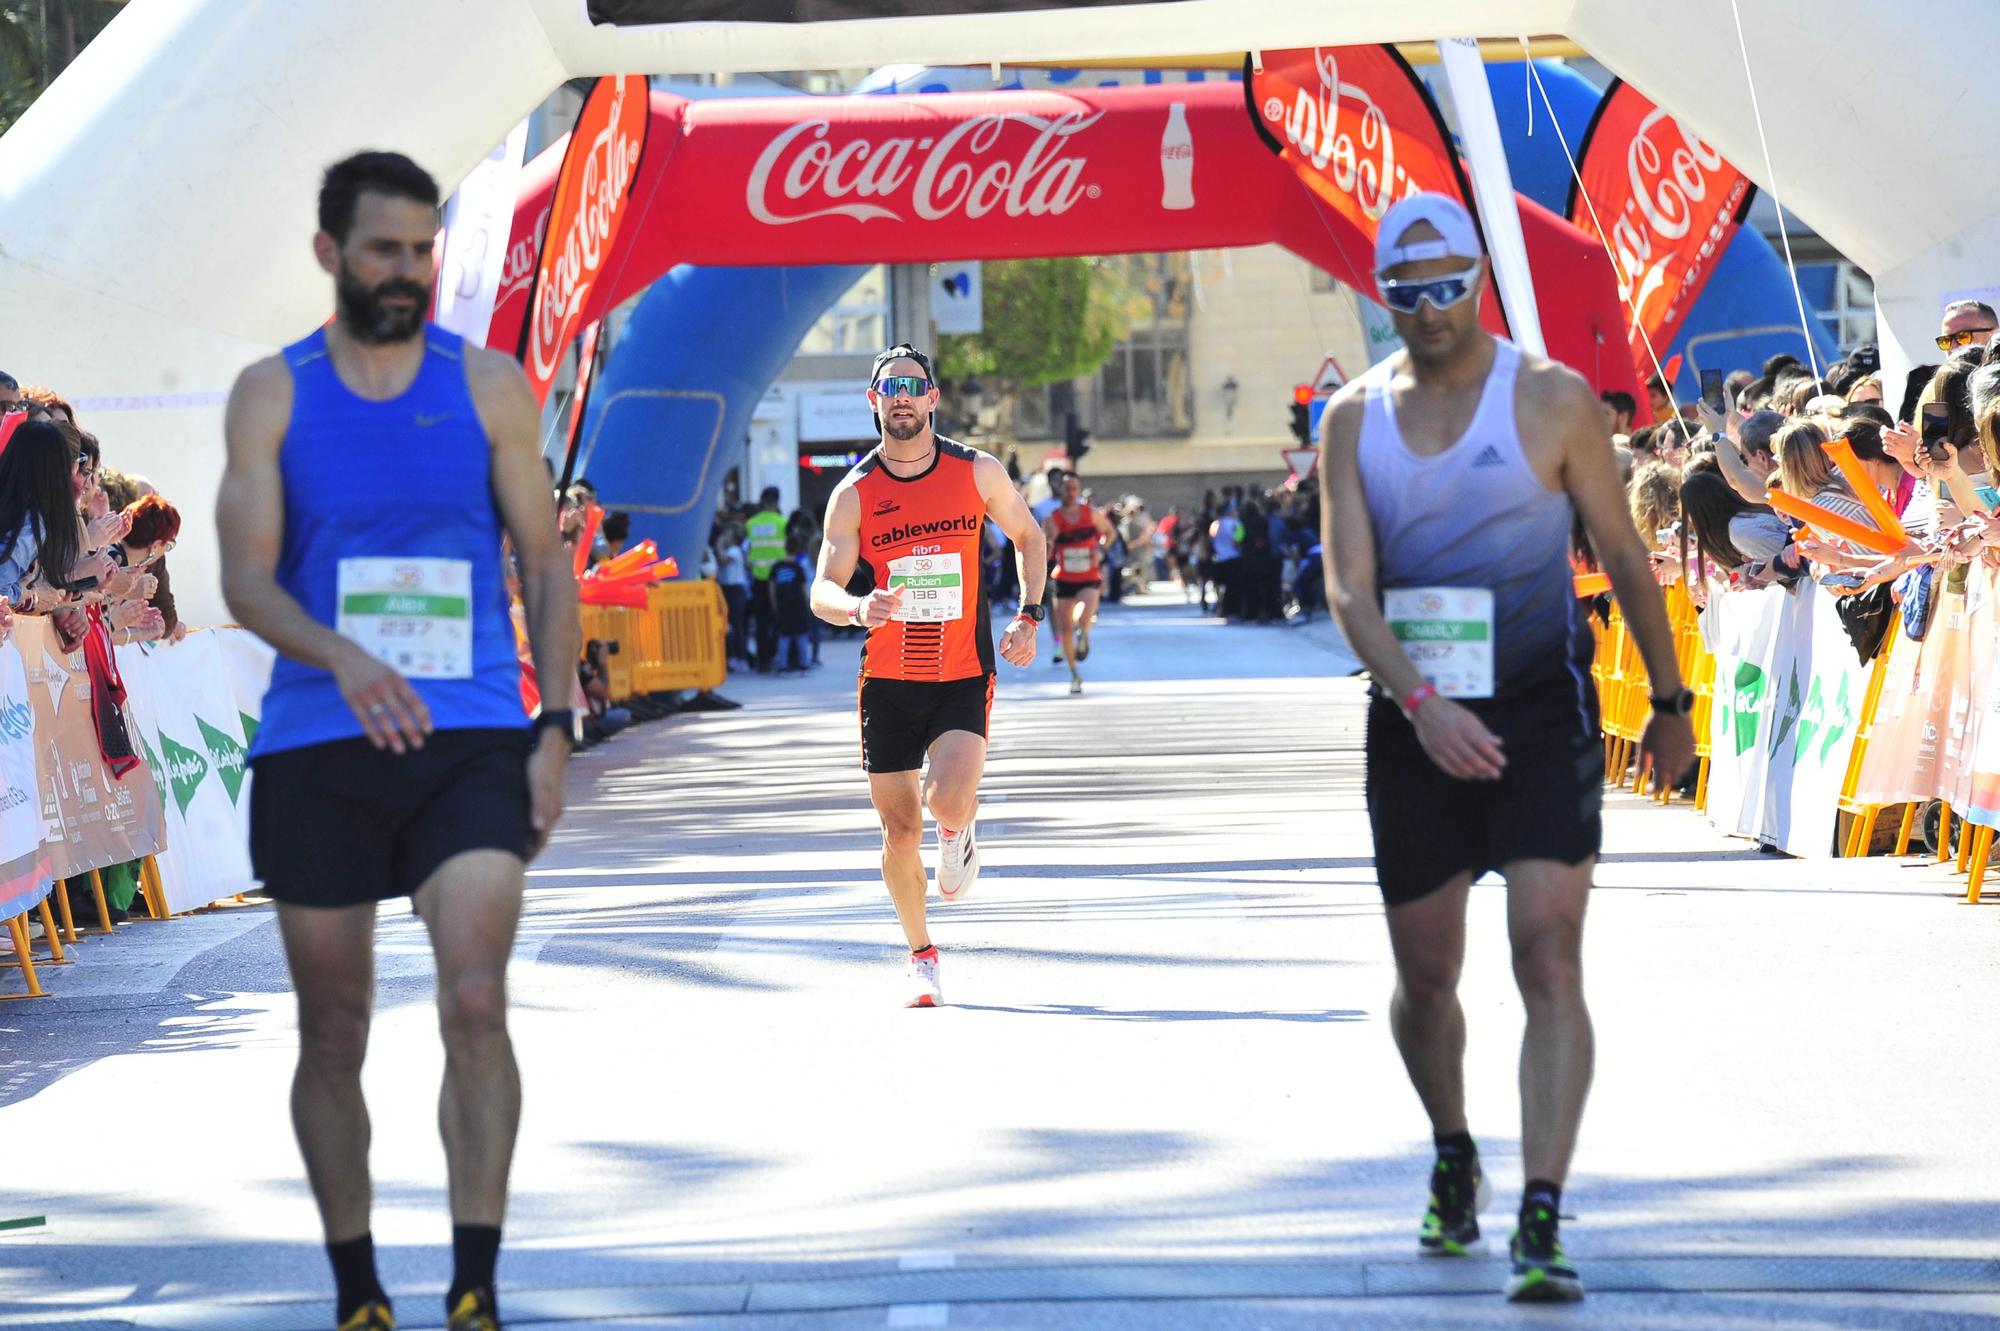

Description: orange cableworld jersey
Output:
[850,437,995,683]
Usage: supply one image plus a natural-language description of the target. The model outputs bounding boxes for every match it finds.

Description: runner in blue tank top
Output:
[217,152,578,1331]
[1319,195,1695,1306]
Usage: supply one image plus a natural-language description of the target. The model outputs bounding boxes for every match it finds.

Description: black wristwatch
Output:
[534,708,576,745]
[1015,602,1046,623]
[1651,688,1696,717]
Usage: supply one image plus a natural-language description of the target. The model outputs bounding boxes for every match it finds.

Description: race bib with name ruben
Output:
[336,558,475,679]
[887,552,965,622]
[1384,586,1495,699]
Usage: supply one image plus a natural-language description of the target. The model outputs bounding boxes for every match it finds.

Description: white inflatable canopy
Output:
[0,0,1991,621]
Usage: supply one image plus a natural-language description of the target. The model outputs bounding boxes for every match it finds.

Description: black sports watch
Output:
[534,708,576,746]
[1651,688,1696,717]
[1015,602,1046,623]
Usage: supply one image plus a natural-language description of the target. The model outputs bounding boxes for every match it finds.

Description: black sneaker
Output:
[1506,1204,1584,1302]
[1417,1152,1489,1256]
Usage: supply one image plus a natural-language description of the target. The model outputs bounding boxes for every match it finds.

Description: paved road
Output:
[3,593,1998,1330]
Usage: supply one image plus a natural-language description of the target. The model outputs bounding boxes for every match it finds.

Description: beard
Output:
[335,266,429,345]
[883,411,927,442]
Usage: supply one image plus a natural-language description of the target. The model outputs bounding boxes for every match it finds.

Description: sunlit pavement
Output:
[4,592,1999,1330]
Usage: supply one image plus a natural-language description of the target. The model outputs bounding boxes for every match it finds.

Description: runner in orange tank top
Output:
[1043,472,1116,695]
[812,346,1048,1008]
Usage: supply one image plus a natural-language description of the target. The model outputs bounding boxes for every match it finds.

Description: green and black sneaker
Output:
[1506,1204,1584,1302]
[1417,1151,1489,1256]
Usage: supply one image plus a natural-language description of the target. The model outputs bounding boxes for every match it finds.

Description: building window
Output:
[1016,253,1195,440]
[795,265,888,355]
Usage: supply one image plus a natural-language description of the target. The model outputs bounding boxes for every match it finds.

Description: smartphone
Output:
[69,574,100,592]
[1700,367,1726,415]
[1819,572,1867,591]
[1922,403,1952,459]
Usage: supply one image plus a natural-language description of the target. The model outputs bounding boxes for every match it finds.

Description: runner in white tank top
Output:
[1317,194,1696,1306]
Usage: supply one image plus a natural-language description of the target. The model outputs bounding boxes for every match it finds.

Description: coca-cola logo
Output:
[528,78,646,383]
[1262,48,1419,224]
[498,205,550,305]
[1608,107,1743,329]
[746,109,1104,226]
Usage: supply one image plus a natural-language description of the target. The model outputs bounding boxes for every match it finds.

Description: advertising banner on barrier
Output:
[0,637,51,920]
[120,631,271,914]
[1858,568,1995,816]
[1566,81,1755,396]
[1703,582,1870,856]
[16,616,166,880]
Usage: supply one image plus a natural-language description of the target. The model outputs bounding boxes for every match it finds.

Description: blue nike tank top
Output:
[252,325,525,758]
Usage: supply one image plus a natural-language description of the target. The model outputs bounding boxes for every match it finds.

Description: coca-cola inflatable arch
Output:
[492,81,1635,576]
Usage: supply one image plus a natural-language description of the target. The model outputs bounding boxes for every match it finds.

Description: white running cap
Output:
[1374,193,1483,274]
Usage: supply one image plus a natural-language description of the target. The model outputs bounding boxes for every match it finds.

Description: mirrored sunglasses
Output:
[872,375,931,399]
[1376,266,1480,316]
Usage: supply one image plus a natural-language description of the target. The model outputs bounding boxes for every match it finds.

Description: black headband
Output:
[871,344,935,385]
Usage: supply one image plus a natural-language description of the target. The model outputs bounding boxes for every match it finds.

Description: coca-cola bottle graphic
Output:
[1161,102,1194,210]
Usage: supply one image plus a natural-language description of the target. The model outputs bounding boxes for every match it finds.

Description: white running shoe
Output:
[937,821,980,902]
[906,946,943,1007]
[1069,675,1083,695]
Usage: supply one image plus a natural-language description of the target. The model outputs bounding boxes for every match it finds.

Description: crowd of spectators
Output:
[0,373,186,922]
[1602,299,2000,670]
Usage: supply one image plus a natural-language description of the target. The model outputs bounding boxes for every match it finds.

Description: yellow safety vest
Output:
[746,510,787,581]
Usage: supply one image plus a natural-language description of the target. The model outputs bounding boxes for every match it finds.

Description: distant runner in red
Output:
[813,345,1048,1007]
[1043,473,1115,695]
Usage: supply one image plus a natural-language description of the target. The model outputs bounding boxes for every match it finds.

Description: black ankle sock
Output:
[1522,1179,1562,1217]
[447,1224,501,1313]
[1433,1130,1477,1160]
[327,1233,387,1322]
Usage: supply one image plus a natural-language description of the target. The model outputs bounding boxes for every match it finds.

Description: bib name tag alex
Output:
[336,558,475,679]
[1384,587,1495,699]
[1061,546,1095,575]
[887,552,964,622]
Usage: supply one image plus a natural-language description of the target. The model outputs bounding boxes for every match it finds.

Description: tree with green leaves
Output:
[0,1,125,137]
[937,256,1133,445]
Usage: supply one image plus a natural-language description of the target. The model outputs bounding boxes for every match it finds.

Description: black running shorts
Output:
[859,674,995,773]
[1051,578,1098,601]
[249,727,533,908]
[1364,673,1603,907]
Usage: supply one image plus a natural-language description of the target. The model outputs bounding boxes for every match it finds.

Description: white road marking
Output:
[887,1304,949,1328]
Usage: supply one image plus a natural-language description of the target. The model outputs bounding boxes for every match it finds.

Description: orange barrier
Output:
[578,579,729,702]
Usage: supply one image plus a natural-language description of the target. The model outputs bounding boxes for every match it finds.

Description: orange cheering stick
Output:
[1572,571,1612,597]
[1821,436,1910,546]
[1764,487,1906,556]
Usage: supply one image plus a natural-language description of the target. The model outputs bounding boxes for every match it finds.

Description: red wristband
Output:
[1401,683,1439,718]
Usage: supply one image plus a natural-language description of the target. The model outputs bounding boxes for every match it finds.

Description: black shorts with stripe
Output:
[859,674,995,773]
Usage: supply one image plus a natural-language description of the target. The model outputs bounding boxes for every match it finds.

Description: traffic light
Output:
[1289,384,1313,445]
[1063,409,1092,463]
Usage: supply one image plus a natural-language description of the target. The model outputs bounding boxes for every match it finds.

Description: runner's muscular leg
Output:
[1504,857,1594,1187]
[1383,874,1474,1136]
[1055,594,1080,666]
[868,769,930,951]
[923,728,988,834]
[412,849,526,1225]
[277,900,380,1241]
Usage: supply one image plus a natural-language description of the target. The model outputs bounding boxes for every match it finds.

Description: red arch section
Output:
[489,83,1638,405]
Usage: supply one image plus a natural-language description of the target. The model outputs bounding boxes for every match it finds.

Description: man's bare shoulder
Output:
[463,343,536,405]
[1320,363,1387,449]
[1515,350,1599,419]
[225,354,294,453]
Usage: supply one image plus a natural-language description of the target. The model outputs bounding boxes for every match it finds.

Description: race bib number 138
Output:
[887,552,965,622]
